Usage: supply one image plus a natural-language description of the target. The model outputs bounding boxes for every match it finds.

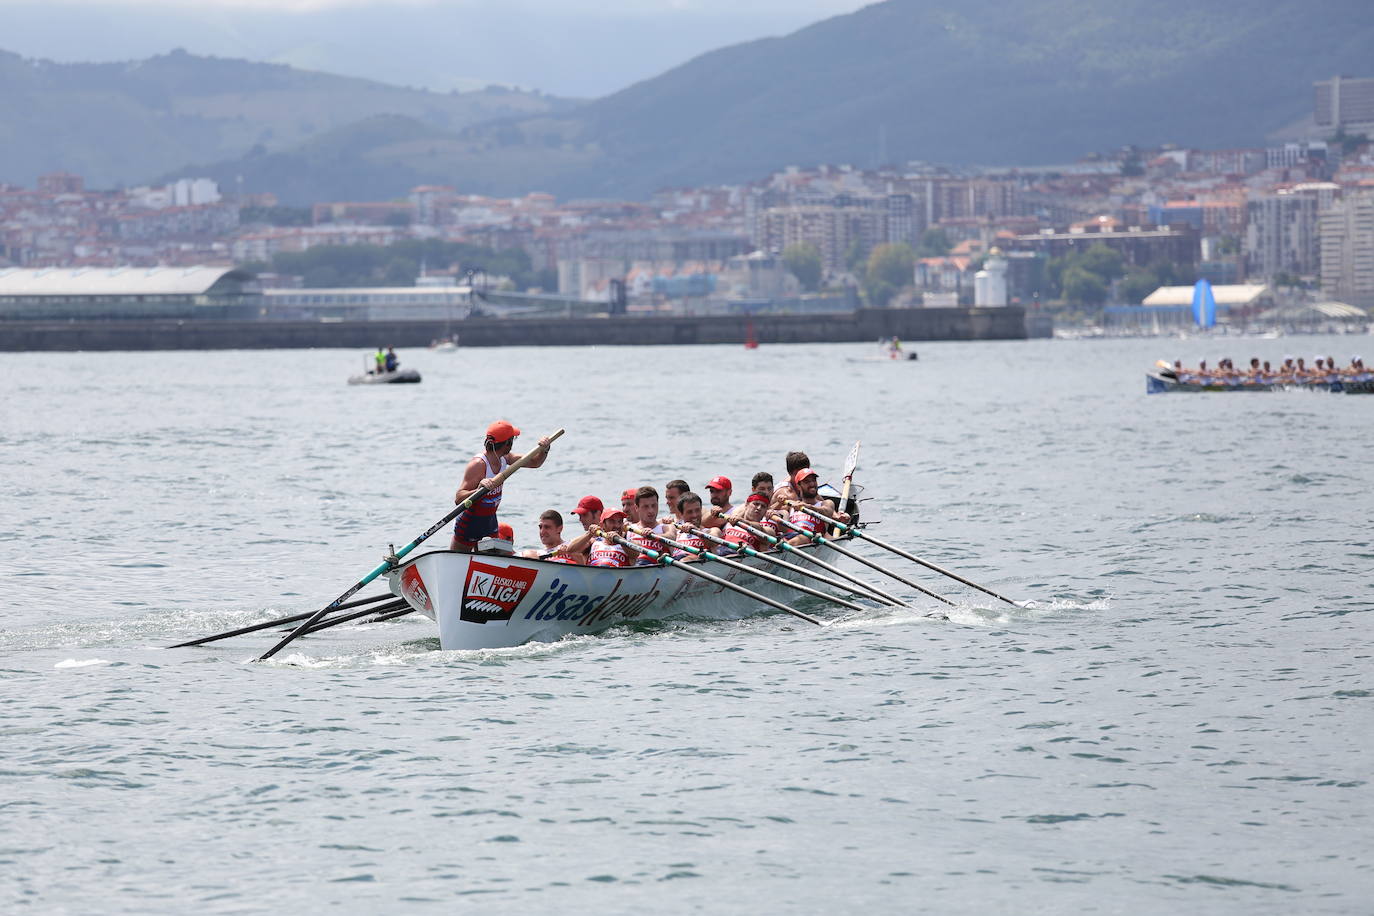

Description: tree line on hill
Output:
[780,231,1190,309]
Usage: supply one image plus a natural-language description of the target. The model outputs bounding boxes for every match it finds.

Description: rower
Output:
[626,485,666,565]
[703,475,734,528]
[524,509,586,564]
[449,420,552,552]
[586,509,641,568]
[779,468,849,546]
[749,471,775,507]
[662,479,690,526]
[620,488,637,517]
[719,493,775,553]
[570,495,604,533]
[669,493,713,560]
[770,450,812,510]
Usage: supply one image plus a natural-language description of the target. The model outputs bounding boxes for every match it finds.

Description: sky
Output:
[0,0,874,98]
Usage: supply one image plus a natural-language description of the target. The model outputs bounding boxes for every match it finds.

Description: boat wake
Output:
[828,595,1108,631]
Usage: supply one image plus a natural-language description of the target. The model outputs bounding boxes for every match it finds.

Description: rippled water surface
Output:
[2,337,1372,913]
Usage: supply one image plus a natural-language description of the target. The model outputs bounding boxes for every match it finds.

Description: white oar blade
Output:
[843,440,861,478]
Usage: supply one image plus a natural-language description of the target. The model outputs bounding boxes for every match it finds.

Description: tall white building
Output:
[1245,184,1339,281]
[1320,191,1374,308]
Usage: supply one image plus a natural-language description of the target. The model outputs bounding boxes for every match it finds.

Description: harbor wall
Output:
[0,306,1026,352]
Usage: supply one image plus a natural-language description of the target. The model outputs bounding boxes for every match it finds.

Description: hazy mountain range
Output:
[3,0,1372,203]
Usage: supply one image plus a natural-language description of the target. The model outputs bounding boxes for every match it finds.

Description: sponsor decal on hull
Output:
[401,565,434,613]
[460,560,539,624]
[522,576,662,627]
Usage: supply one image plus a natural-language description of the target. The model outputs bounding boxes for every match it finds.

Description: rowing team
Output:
[1167,355,1369,384]
[447,421,849,568]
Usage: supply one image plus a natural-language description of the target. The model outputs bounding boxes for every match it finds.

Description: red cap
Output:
[497,523,514,540]
[621,487,637,501]
[486,419,520,441]
[572,495,604,517]
[600,507,627,523]
[746,492,769,505]
[705,475,732,491]
[792,467,818,486]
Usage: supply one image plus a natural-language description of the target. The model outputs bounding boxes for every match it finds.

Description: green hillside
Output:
[9,0,1373,201]
[0,48,576,189]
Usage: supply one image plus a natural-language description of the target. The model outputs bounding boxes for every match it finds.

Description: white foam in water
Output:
[54,658,110,669]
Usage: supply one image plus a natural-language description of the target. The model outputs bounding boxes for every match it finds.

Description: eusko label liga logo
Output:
[459,560,538,624]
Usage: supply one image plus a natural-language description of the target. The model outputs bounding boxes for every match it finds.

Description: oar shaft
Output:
[736,521,909,608]
[773,517,955,606]
[640,529,868,614]
[169,591,397,648]
[259,428,566,661]
[612,535,821,626]
[690,526,885,608]
[296,600,407,637]
[790,503,1019,607]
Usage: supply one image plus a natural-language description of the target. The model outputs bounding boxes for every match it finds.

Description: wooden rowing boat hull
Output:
[387,539,851,650]
[1146,372,1374,394]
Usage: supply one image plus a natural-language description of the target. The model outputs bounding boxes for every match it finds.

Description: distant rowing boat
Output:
[1146,371,1373,394]
[387,536,855,650]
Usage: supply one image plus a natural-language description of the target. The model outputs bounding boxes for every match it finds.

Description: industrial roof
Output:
[0,266,252,296]
[1142,284,1271,307]
[1255,301,1369,321]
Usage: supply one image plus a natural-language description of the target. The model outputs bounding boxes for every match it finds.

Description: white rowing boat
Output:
[387,536,855,650]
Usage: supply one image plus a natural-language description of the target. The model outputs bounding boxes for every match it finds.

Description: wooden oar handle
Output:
[491,427,564,486]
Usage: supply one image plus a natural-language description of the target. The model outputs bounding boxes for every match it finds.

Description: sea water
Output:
[1,337,1371,913]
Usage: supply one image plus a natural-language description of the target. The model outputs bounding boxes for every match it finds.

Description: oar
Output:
[772,516,955,606]
[833,440,860,537]
[735,520,910,608]
[689,524,891,608]
[168,591,397,648]
[371,606,417,623]
[633,527,870,614]
[789,502,1020,607]
[606,533,821,626]
[290,599,408,637]
[259,427,566,661]
[1155,359,1179,380]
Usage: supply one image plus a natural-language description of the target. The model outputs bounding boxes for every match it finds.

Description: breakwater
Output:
[0,306,1027,351]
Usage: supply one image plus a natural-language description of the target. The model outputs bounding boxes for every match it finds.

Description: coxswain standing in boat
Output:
[449,420,552,552]
[777,468,849,546]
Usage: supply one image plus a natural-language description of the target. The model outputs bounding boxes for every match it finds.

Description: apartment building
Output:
[1245,184,1340,281]
[1320,191,1374,307]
